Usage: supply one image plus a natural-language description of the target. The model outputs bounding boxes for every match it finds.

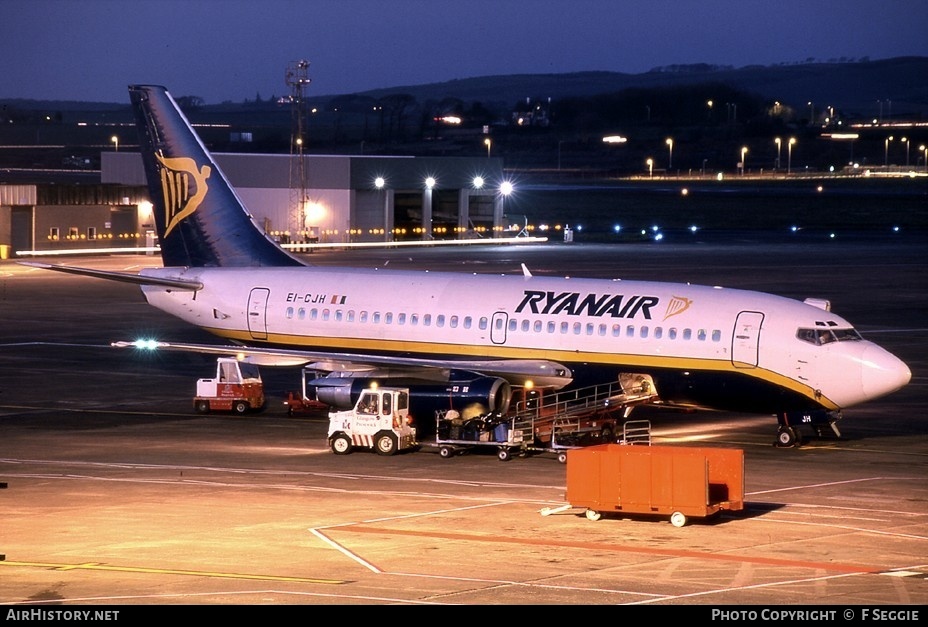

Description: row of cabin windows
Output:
[285,306,723,342]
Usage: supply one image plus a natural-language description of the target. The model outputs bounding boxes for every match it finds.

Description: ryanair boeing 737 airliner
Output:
[24,85,912,447]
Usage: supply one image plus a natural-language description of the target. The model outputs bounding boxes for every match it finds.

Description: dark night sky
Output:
[3,0,927,105]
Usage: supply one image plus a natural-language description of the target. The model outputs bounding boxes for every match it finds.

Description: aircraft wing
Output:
[19,261,203,291]
[111,340,574,389]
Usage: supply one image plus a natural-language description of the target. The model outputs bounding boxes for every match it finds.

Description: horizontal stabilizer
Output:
[19,261,203,290]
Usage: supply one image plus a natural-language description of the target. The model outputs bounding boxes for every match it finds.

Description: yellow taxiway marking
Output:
[0,560,346,585]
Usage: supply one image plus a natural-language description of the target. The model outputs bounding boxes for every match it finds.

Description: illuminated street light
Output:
[424,176,436,190]
[921,145,927,173]
[885,136,894,166]
[484,138,491,158]
[646,158,653,178]
[901,136,910,166]
[500,180,514,196]
[666,138,673,171]
[111,135,119,152]
[787,138,796,174]
[740,147,748,175]
[473,176,484,189]
[775,137,782,170]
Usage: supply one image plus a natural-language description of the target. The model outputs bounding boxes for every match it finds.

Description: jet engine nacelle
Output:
[309,372,512,425]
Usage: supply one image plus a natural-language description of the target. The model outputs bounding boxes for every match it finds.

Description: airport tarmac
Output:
[0,238,925,609]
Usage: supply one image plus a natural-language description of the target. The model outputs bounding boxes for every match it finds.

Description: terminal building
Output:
[0,152,513,258]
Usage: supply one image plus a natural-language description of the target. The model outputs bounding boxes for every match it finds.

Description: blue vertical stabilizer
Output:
[129,85,305,268]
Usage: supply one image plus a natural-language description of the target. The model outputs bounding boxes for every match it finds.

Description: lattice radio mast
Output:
[285,60,312,239]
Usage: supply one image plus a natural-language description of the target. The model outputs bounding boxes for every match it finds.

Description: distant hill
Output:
[2,57,925,120]
[354,57,928,119]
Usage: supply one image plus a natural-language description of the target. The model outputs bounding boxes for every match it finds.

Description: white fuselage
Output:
[140,265,911,413]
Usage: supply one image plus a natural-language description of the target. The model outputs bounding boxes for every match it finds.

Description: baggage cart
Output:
[431,409,527,461]
[543,444,744,527]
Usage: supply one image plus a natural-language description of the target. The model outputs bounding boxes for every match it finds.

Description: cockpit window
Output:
[797,327,863,345]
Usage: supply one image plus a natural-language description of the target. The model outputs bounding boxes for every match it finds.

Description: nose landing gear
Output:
[775,410,843,447]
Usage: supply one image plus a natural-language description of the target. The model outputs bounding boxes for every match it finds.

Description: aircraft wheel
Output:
[331,433,352,455]
[195,400,210,414]
[232,400,249,415]
[375,432,398,456]
[585,509,602,521]
[439,446,454,459]
[776,427,798,447]
[600,424,615,443]
[498,447,512,462]
[557,452,568,464]
[670,511,687,527]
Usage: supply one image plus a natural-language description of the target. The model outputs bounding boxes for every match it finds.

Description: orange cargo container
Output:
[565,444,744,527]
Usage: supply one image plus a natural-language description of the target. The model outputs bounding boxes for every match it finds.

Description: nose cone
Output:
[861,345,912,401]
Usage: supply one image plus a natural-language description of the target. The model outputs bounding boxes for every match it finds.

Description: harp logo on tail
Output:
[663,295,693,321]
[156,154,212,237]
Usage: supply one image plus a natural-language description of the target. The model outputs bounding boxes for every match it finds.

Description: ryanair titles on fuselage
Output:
[519,290,664,319]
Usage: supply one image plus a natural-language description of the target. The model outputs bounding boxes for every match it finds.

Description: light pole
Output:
[885,136,893,166]
[665,138,673,171]
[901,136,910,166]
[921,145,927,173]
[484,138,491,158]
[807,101,814,126]
[740,146,748,175]
[646,158,653,179]
[375,176,391,242]
[787,138,796,174]
[111,135,119,152]
[775,137,782,170]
